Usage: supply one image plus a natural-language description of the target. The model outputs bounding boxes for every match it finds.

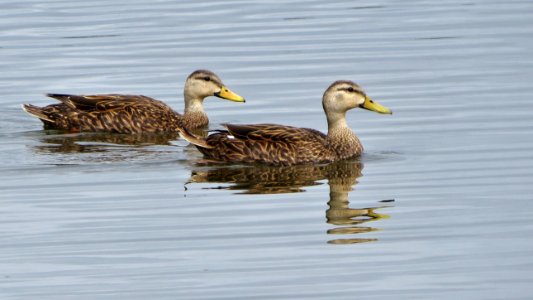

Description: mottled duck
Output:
[22,70,245,133]
[179,80,392,166]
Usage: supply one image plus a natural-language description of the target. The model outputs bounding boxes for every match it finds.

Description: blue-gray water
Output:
[1,0,533,299]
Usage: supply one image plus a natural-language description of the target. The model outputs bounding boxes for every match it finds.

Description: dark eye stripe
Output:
[195,75,212,81]
[338,87,362,93]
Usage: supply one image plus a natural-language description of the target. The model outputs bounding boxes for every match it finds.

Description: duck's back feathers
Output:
[23,94,183,133]
[224,123,326,143]
[46,93,169,112]
[181,123,335,165]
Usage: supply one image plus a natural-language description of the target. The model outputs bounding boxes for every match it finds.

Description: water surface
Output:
[1,0,533,299]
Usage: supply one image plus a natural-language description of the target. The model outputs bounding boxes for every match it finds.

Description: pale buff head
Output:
[323,80,366,113]
[183,69,245,113]
[322,80,392,128]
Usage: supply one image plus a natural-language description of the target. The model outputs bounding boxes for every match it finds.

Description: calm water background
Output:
[1,0,533,299]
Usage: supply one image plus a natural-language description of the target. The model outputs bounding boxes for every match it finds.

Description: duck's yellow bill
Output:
[360,96,392,114]
[215,86,246,103]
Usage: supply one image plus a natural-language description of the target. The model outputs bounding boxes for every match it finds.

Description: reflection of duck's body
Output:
[189,159,363,194]
[22,70,245,133]
[187,160,390,244]
[34,131,180,153]
[180,80,391,165]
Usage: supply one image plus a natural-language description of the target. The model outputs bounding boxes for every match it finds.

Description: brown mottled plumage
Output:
[21,70,245,133]
[179,80,392,166]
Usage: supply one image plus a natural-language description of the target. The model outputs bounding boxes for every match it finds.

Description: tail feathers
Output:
[178,127,214,149]
[21,104,54,122]
[46,93,72,101]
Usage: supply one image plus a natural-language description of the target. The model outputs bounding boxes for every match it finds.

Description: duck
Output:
[21,70,245,133]
[178,80,392,166]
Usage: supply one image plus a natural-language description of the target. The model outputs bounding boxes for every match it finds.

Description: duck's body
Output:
[180,80,391,166]
[187,123,361,165]
[22,70,245,133]
[23,94,188,133]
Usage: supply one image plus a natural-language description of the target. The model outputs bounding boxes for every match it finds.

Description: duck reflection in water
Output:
[33,130,178,152]
[29,130,193,164]
[187,159,392,244]
[30,126,212,154]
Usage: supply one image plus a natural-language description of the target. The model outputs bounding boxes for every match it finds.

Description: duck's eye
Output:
[347,87,355,92]
[203,76,211,82]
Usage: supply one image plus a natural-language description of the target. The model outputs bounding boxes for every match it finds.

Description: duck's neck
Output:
[183,91,205,113]
[182,93,208,129]
[327,111,349,132]
[326,112,363,159]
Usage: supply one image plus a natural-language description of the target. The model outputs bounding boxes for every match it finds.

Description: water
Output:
[1,0,533,299]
